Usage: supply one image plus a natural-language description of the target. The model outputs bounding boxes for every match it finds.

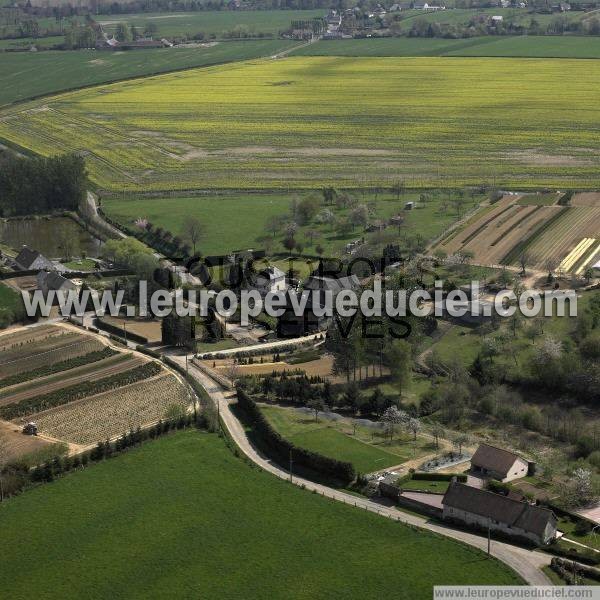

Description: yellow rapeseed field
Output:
[1,56,600,191]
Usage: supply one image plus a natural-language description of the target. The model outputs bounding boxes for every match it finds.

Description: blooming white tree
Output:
[381,406,407,442]
[568,468,597,507]
[407,417,421,441]
[536,335,563,363]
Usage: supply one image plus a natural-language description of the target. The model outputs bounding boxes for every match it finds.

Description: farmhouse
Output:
[278,274,361,336]
[254,266,287,296]
[593,259,600,276]
[471,443,531,482]
[36,271,79,294]
[14,247,55,272]
[442,482,557,545]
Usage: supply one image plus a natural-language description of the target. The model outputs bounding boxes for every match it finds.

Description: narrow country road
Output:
[171,354,552,586]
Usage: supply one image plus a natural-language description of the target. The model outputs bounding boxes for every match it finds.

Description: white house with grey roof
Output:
[36,271,79,295]
[470,443,531,482]
[254,266,287,296]
[442,482,557,546]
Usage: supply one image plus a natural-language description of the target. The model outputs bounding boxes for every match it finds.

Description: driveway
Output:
[402,491,444,510]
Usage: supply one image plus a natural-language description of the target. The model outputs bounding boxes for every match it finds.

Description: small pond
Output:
[0,217,102,259]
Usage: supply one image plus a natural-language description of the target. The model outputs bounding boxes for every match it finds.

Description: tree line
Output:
[0,152,87,218]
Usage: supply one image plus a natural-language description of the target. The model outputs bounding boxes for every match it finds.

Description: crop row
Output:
[0,324,61,352]
[0,346,117,389]
[524,206,600,267]
[0,337,105,380]
[1,361,162,420]
[33,374,190,446]
[0,331,84,365]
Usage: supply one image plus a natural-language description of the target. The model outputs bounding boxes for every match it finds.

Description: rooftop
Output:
[442,482,555,537]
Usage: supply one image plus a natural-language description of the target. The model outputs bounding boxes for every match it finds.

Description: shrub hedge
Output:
[412,472,467,482]
[237,389,355,484]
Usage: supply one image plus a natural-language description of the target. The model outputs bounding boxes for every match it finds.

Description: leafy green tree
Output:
[115,23,129,42]
[384,339,412,395]
[144,21,158,37]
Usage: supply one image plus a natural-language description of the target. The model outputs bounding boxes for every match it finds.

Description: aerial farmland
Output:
[436,192,600,272]
[2,57,600,191]
[0,324,190,459]
[2,3,600,595]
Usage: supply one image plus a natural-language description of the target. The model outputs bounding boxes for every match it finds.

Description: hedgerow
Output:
[237,388,355,484]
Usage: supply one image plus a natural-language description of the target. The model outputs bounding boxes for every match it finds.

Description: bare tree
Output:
[518,250,537,275]
[224,362,240,383]
[391,180,405,201]
[453,433,469,456]
[543,257,559,281]
[181,218,204,255]
[407,417,421,441]
[432,424,445,450]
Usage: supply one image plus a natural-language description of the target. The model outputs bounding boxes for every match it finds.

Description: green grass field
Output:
[0,40,296,107]
[102,190,476,255]
[96,9,325,38]
[0,431,522,597]
[400,478,451,493]
[260,404,434,473]
[3,56,600,191]
[293,35,600,59]
[103,193,291,255]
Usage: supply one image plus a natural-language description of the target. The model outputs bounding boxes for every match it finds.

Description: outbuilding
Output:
[470,443,531,482]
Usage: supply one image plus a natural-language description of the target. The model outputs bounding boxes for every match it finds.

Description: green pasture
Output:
[0,431,522,598]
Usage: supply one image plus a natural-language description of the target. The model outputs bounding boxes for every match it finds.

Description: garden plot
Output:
[571,192,600,207]
[439,197,561,266]
[437,194,517,255]
[32,373,191,446]
[523,206,600,270]
[0,419,55,465]
[0,354,145,407]
[0,331,105,379]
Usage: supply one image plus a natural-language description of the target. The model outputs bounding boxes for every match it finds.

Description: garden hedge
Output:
[237,389,355,484]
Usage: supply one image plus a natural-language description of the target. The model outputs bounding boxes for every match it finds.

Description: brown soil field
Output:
[525,206,600,268]
[100,316,162,343]
[437,195,517,256]
[31,373,190,446]
[571,192,600,207]
[0,324,69,353]
[213,354,389,383]
[0,335,105,379]
[0,354,146,407]
[0,419,54,465]
[0,352,126,395]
